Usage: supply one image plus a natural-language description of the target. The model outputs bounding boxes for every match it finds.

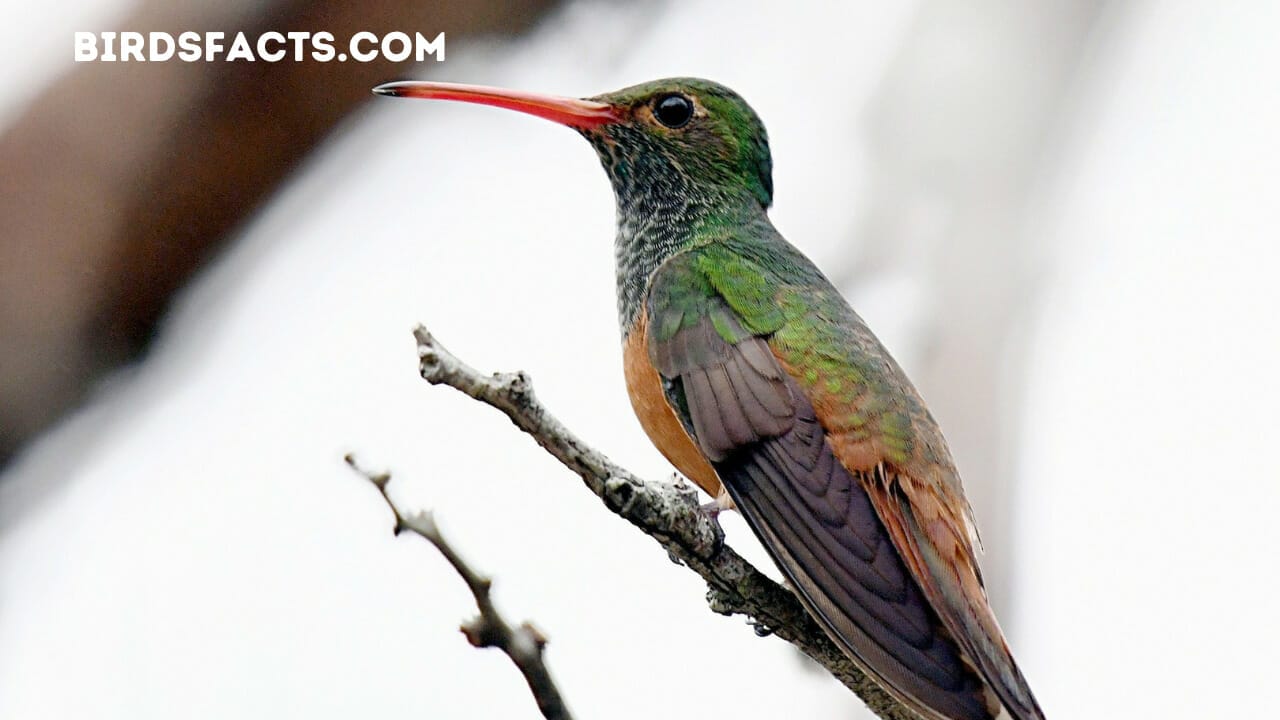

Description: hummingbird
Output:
[373,77,1044,720]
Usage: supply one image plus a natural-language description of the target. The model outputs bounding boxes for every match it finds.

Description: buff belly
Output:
[622,312,724,499]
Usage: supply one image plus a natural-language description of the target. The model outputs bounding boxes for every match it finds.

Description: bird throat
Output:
[585,127,756,341]
[613,209,693,338]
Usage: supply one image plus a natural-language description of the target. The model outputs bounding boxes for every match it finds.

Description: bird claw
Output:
[699,486,736,519]
[699,499,725,519]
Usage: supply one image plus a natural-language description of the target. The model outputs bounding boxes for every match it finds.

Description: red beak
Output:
[372,81,619,129]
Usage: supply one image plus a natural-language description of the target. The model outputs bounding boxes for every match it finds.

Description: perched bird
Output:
[373,77,1044,720]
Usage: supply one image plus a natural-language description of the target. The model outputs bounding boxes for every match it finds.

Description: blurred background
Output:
[1,1,1277,718]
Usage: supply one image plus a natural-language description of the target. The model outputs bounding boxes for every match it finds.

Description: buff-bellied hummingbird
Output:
[373,78,1045,720]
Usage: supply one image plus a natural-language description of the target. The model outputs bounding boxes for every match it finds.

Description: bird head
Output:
[373,77,773,210]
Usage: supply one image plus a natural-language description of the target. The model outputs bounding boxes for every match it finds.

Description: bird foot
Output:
[700,486,736,518]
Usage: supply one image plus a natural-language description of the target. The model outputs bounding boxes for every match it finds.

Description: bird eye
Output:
[653,94,694,129]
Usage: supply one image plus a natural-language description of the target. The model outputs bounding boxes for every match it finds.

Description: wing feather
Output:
[647,269,997,719]
[643,252,1044,720]
[865,473,1045,720]
[718,389,994,720]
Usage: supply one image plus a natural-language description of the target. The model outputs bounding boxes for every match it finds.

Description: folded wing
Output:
[646,258,1001,720]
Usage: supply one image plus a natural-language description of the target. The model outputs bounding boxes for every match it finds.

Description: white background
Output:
[2,1,1278,718]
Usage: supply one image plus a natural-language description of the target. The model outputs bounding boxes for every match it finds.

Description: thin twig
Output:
[412,324,916,720]
[345,454,573,720]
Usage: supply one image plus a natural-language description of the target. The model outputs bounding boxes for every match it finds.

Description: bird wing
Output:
[860,466,1045,720]
[645,250,1001,720]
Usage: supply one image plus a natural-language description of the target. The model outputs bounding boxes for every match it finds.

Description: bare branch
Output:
[412,325,917,720]
[345,454,573,720]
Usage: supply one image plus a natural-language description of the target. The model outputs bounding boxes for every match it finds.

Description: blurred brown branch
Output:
[0,0,560,466]
[411,324,918,720]
[345,453,573,720]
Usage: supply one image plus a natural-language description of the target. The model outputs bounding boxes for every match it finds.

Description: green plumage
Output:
[646,229,941,468]
[584,77,943,467]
